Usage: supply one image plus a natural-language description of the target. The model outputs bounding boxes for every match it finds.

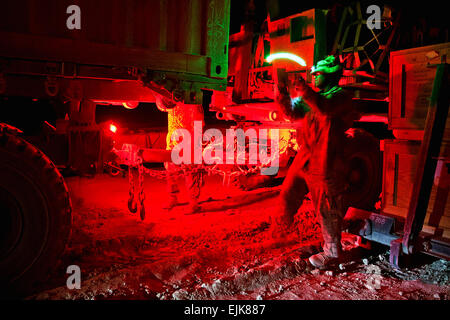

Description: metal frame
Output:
[332,1,399,82]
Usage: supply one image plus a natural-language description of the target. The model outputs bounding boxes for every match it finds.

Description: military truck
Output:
[0,0,230,296]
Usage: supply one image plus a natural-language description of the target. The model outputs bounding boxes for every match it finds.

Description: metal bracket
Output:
[364,213,399,246]
[389,238,403,269]
[371,213,395,234]
[351,212,405,268]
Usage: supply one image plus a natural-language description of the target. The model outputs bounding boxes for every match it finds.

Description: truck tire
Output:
[342,128,382,211]
[0,131,72,297]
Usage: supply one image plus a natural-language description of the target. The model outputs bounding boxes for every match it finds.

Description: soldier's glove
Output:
[293,76,308,95]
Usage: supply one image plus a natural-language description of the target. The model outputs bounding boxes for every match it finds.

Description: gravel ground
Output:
[27,173,450,300]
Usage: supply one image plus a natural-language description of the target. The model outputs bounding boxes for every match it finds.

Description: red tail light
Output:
[109,123,117,133]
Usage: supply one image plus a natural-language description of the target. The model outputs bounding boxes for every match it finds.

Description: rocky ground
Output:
[28,172,449,300]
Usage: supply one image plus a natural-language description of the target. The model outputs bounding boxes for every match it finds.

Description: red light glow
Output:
[109,123,118,133]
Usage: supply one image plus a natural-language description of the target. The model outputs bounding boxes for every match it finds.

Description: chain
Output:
[137,156,146,220]
[127,165,137,213]
[128,135,289,182]
[125,141,287,219]
[149,159,273,182]
[134,147,280,183]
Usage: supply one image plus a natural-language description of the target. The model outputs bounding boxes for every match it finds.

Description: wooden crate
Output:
[382,139,450,238]
[389,42,450,141]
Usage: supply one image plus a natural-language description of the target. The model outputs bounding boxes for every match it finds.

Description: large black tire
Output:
[0,131,72,298]
[342,128,382,211]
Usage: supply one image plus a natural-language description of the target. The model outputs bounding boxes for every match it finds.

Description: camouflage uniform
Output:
[276,56,360,266]
[164,102,204,212]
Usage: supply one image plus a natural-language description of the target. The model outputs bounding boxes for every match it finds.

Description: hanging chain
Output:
[126,161,271,220]
[137,156,146,220]
[136,155,276,184]
[127,165,138,213]
[125,137,289,219]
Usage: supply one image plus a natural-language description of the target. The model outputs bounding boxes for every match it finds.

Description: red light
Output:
[109,123,117,133]
[122,101,139,109]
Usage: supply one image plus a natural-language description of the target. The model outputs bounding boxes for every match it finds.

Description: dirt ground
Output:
[28,171,450,300]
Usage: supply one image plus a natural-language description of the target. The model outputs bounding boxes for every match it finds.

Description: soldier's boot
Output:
[186,192,200,214]
[164,193,179,210]
[308,242,343,270]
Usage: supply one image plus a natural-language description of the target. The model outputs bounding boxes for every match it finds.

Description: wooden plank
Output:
[392,129,424,140]
[390,42,450,58]
[382,139,450,234]
[389,42,450,140]
[402,63,449,253]
[428,159,450,228]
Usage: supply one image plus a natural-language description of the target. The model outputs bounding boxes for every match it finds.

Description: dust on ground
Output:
[28,173,450,300]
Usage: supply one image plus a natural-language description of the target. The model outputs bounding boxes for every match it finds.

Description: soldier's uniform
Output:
[159,97,204,213]
[275,56,360,268]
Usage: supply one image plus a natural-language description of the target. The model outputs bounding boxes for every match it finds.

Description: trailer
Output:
[0,0,230,297]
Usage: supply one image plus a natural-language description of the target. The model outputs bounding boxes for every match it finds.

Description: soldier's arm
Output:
[294,77,351,115]
[275,86,303,121]
[275,69,307,121]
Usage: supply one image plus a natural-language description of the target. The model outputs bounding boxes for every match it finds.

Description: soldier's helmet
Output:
[311,56,342,75]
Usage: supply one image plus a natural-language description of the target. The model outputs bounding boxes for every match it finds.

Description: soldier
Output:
[157,95,204,214]
[274,56,360,269]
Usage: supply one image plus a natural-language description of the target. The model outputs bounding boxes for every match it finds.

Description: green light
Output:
[266,52,306,67]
